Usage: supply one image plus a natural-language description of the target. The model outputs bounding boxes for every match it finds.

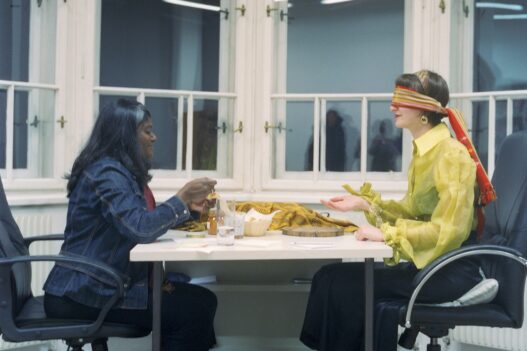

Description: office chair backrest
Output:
[0,177,32,316]
[480,131,527,327]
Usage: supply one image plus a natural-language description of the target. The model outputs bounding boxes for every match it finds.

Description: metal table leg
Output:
[152,262,163,351]
[364,258,374,351]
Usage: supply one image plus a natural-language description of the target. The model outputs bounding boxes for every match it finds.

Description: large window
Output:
[3,0,527,200]
[269,0,405,181]
[98,0,237,178]
[0,0,58,180]
[472,0,527,167]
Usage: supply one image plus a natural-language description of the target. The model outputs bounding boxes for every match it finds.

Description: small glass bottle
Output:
[207,208,218,235]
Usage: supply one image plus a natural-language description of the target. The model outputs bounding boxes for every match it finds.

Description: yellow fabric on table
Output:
[175,202,358,233]
[175,220,207,232]
[236,202,357,233]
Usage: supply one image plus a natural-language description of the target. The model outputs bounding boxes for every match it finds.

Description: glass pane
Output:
[18,88,55,178]
[319,102,361,172]
[145,97,180,170]
[270,100,313,173]
[513,99,527,132]
[494,100,507,158]
[0,0,29,81]
[279,0,404,94]
[367,101,402,172]
[0,89,6,168]
[100,0,231,91]
[474,0,527,92]
[191,98,235,177]
[14,90,28,169]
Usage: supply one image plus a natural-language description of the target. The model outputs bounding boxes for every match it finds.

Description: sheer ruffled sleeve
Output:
[380,149,476,268]
[343,182,414,226]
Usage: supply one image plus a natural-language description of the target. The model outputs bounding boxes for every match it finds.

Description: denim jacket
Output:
[43,157,190,309]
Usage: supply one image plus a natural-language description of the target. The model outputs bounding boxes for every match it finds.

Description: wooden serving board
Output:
[281,226,344,237]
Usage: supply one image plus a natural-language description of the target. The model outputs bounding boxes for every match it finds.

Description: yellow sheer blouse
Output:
[349,123,477,269]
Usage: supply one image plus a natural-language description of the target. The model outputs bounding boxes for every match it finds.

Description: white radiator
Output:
[15,214,57,295]
[0,215,57,351]
[451,285,527,351]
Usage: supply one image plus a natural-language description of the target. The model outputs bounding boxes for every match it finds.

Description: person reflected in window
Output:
[43,99,217,351]
[300,70,496,351]
[369,119,400,171]
[306,109,346,171]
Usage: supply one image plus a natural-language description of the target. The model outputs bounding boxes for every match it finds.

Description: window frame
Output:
[4,0,527,206]
[92,0,246,191]
[1,0,66,194]
[256,0,411,196]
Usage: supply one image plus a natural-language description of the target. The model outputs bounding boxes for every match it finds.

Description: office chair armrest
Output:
[23,234,64,248]
[0,254,127,337]
[414,245,524,287]
[404,245,527,328]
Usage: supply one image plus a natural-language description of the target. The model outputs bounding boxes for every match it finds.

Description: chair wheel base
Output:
[427,342,441,351]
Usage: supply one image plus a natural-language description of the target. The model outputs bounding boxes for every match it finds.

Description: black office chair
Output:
[0,176,150,351]
[394,131,527,351]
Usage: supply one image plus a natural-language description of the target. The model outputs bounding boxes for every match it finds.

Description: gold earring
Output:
[420,115,429,125]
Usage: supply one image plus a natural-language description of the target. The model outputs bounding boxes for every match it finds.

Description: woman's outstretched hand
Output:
[177,177,217,212]
[320,195,370,212]
[354,225,385,242]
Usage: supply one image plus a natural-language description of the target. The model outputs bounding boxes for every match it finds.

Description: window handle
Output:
[57,116,67,129]
[439,0,446,13]
[462,0,469,17]
[235,4,246,16]
[233,121,243,133]
[214,122,227,134]
[264,121,292,133]
[266,5,278,17]
[28,115,40,128]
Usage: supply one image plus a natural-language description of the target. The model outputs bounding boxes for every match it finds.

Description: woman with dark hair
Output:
[43,99,217,351]
[300,70,496,350]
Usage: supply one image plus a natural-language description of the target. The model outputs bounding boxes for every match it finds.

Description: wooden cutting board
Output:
[281,226,344,237]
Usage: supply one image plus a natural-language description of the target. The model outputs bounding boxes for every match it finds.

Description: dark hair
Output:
[395,70,450,126]
[66,98,152,196]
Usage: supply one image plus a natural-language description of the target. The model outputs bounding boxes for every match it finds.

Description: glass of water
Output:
[233,212,245,239]
[217,225,235,246]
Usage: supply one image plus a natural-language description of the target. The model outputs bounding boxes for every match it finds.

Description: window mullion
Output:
[319,99,327,174]
[360,96,368,180]
[312,97,320,181]
[177,97,185,172]
[6,85,15,181]
[186,94,194,179]
[137,92,145,105]
[488,96,496,177]
[506,98,513,136]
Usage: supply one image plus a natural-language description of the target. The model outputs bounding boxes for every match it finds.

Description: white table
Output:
[130,231,393,351]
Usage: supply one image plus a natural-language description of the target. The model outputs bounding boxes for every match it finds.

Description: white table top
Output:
[130,230,393,262]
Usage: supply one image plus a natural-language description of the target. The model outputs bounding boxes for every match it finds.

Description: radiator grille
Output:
[15,214,57,295]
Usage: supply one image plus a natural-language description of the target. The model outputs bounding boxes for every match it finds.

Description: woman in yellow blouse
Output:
[300,70,488,351]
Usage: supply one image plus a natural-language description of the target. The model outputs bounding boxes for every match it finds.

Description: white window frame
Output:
[1,0,66,195]
[255,0,412,199]
[5,0,526,206]
[91,0,246,192]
